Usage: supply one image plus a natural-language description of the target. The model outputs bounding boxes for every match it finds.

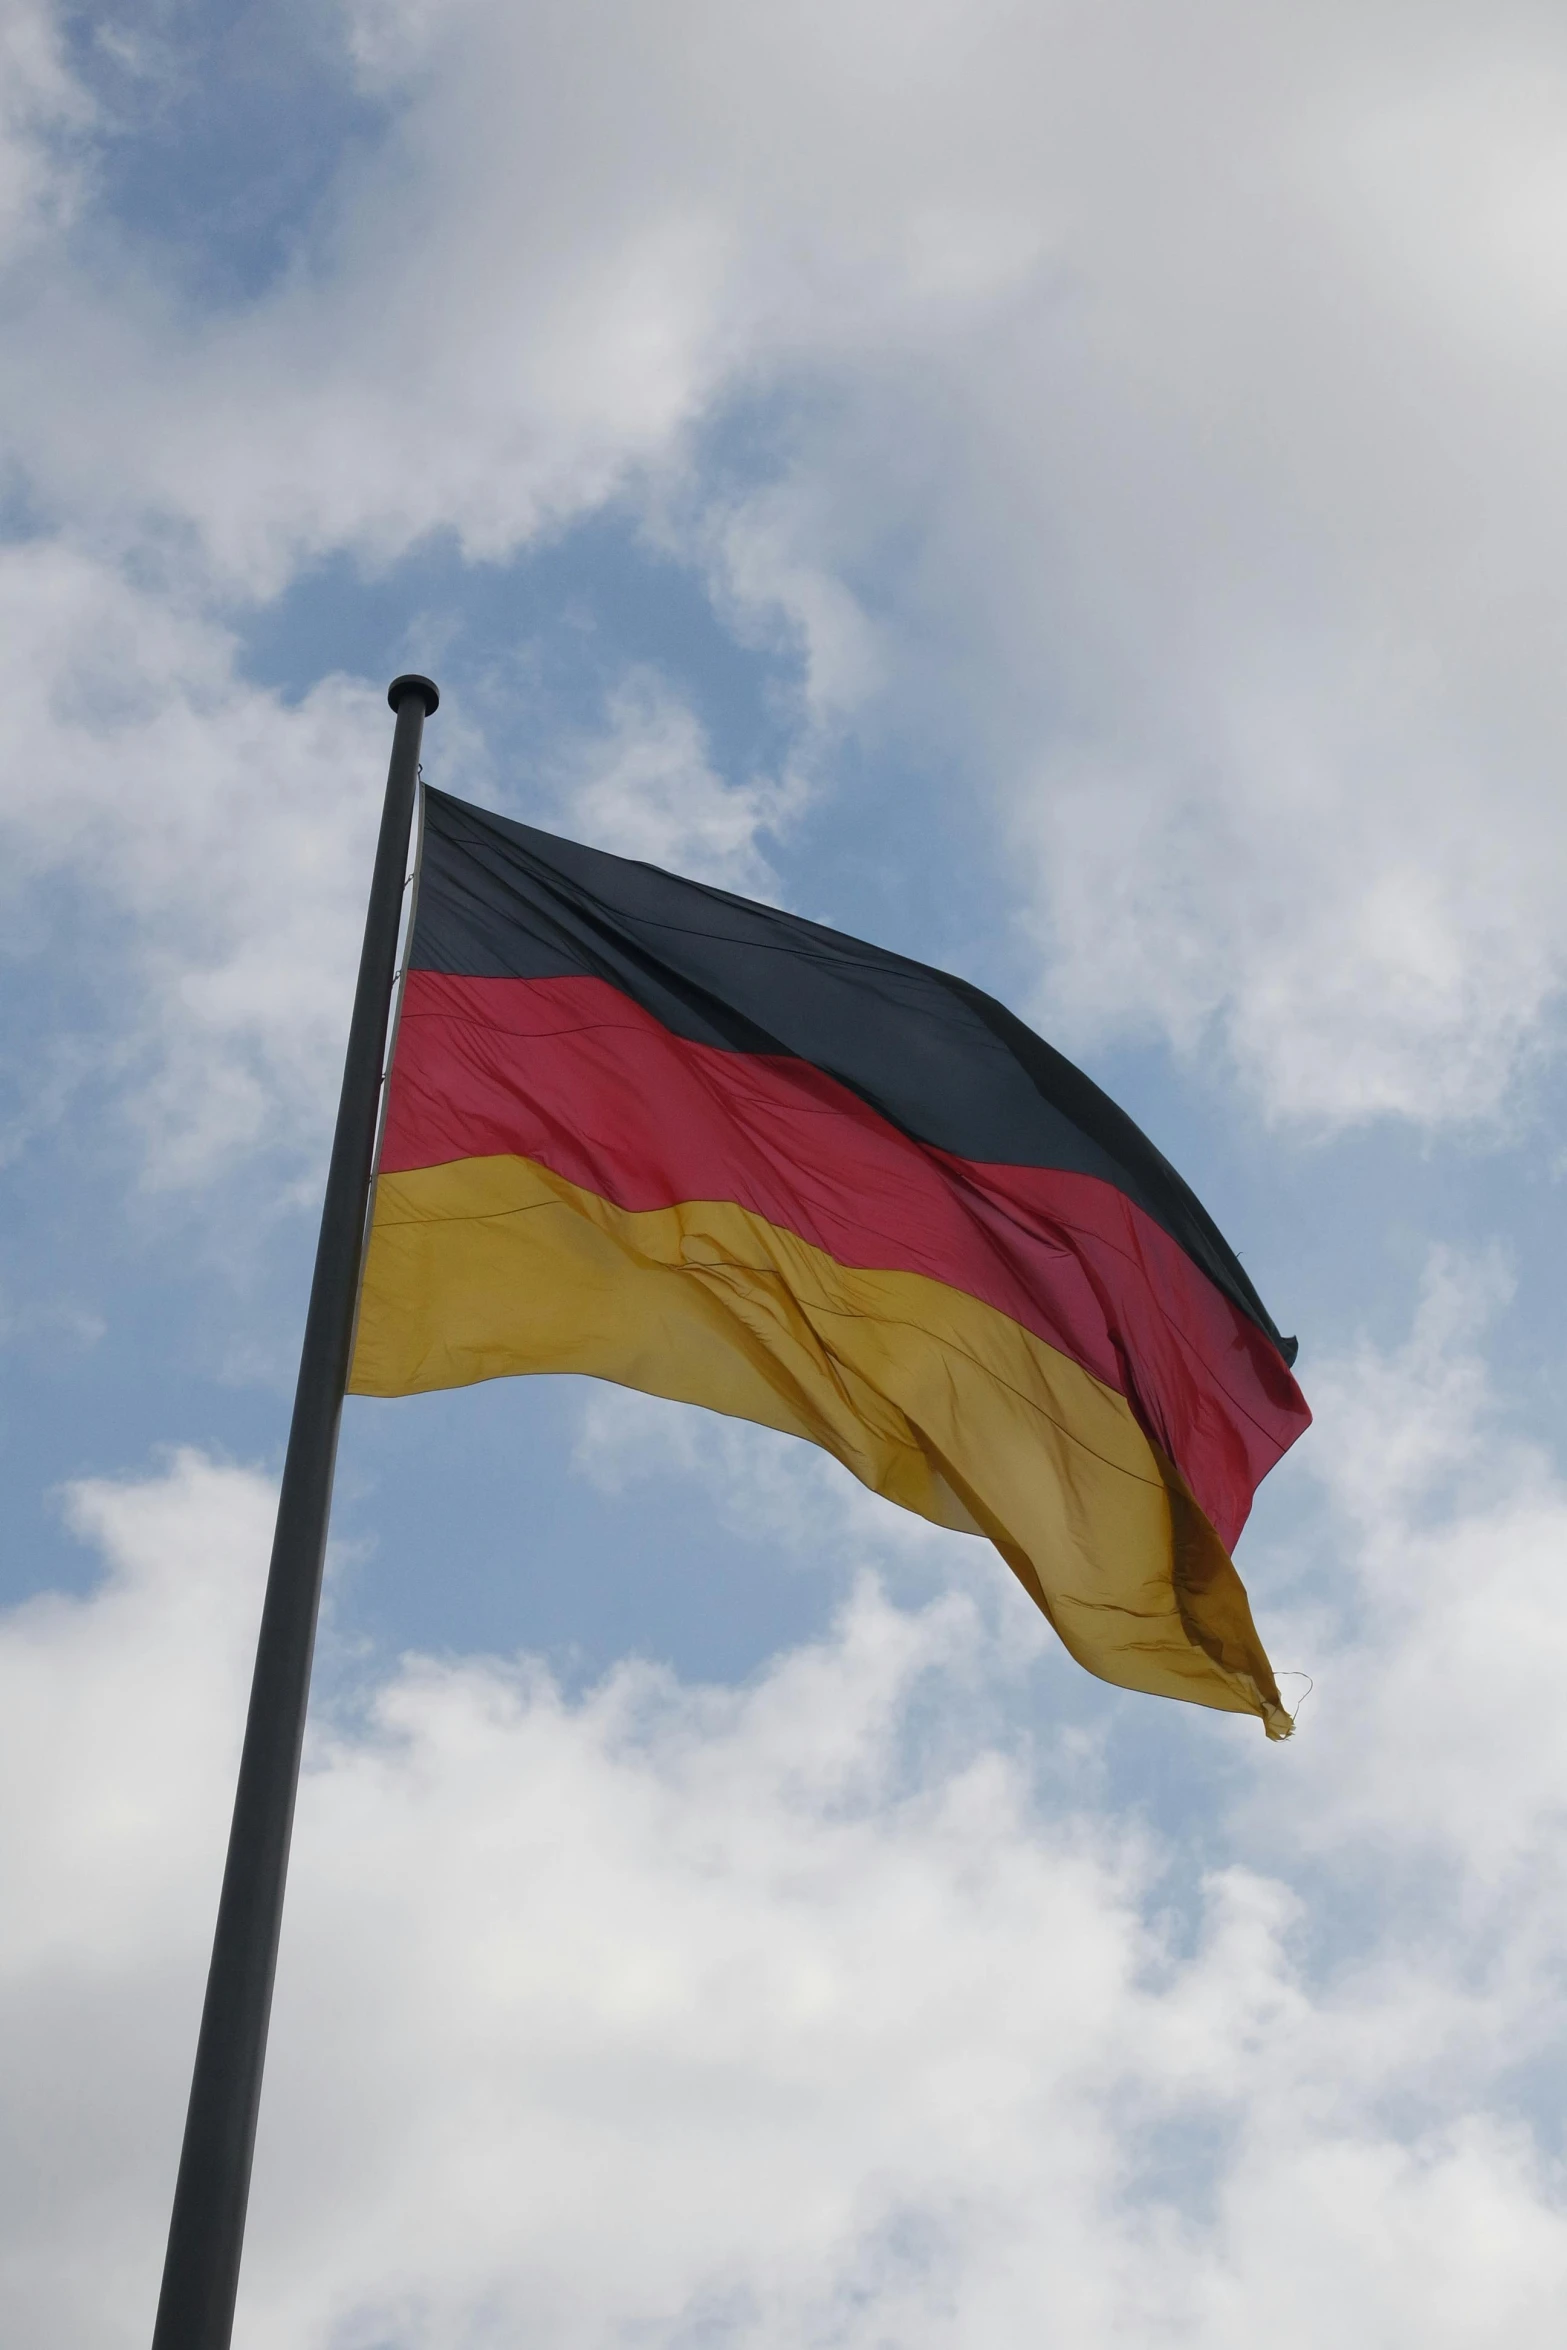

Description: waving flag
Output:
[351,786,1309,1734]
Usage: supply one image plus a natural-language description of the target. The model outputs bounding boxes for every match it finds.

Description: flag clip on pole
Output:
[150,675,439,2350]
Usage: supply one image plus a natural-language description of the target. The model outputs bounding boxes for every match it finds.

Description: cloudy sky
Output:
[5,3,1567,2342]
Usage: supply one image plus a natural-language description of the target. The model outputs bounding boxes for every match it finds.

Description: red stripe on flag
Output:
[380,970,1308,1545]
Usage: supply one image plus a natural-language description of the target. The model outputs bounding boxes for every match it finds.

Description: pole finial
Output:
[388,673,440,715]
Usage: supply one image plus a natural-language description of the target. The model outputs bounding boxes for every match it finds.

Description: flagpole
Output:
[150,674,439,2350]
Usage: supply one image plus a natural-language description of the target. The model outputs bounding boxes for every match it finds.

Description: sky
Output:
[4,2,1567,2343]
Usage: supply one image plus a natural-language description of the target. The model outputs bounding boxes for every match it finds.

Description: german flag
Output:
[351,788,1309,1735]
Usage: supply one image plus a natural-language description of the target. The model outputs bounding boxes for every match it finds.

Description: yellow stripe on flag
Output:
[351,1153,1290,1734]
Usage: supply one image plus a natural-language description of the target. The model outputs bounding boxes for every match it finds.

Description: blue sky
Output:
[5,6,1567,2345]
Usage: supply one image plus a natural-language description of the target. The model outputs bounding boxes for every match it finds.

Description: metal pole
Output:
[150,675,439,2350]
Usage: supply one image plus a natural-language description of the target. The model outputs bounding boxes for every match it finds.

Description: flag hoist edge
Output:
[350,786,1311,1736]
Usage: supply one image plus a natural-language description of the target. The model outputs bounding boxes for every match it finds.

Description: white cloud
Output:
[5,6,1567,1124]
[8,1273,1567,2346]
[0,542,408,1185]
[1251,1250,1567,1922]
[550,668,805,894]
[0,1451,271,2342]
[0,0,89,257]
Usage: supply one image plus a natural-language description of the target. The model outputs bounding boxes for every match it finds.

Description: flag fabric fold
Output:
[351,787,1310,1736]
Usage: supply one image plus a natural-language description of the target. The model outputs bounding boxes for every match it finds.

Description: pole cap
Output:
[388,673,440,715]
